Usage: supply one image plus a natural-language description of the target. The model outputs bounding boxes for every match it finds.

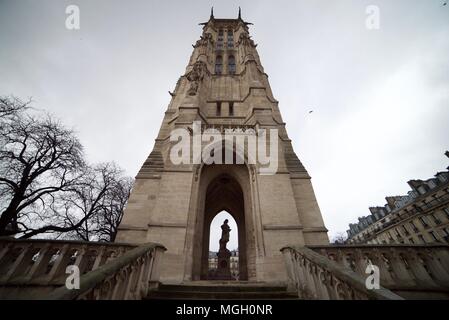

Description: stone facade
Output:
[347,158,449,245]
[115,10,329,283]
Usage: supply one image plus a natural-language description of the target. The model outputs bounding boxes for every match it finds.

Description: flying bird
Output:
[308,110,313,114]
[443,2,447,6]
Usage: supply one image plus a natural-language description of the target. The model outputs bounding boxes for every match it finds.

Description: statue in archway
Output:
[215,219,233,280]
[219,219,231,251]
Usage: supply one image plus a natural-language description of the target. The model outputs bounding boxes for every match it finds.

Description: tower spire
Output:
[238,7,241,20]
[210,7,214,19]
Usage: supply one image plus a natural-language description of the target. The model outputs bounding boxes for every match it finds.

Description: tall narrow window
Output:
[429,231,440,242]
[216,102,221,116]
[215,55,223,74]
[419,216,429,228]
[227,30,234,48]
[217,29,224,49]
[228,55,236,74]
[229,102,234,116]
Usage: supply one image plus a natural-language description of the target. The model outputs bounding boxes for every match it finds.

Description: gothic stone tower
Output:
[116,10,329,283]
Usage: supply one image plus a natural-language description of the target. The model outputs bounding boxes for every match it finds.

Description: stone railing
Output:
[0,238,166,300]
[281,245,403,300]
[309,244,449,299]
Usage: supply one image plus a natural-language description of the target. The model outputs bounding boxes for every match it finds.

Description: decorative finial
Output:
[210,7,214,19]
[238,7,241,20]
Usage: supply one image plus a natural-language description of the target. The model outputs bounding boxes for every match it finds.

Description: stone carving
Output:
[186,61,207,95]
[237,32,256,47]
[193,32,214,48]
[219,219,231,250]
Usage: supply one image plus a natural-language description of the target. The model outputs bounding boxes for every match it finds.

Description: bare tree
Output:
[0,99,84,236]
[67,166,133,242]
[0,96,30,118]
[331,232,348,245]
[0,96,133,241]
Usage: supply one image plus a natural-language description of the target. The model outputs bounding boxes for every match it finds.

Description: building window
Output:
[441,228,449,243]
[429,231,440,242]
[419,216,429,228]
[444,207,449,219]
[409,221,418,232]
[229,102,234,116]
[228,55,236,74]
[432,213,441,225]
[227,30,234,48]
[402,225,410,235]
[216,102,221,116]
[217,29,224,49]
[215,55,223,74]
[408,238,415,244]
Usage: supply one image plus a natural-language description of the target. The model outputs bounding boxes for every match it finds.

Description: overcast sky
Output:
[1,0,448,246]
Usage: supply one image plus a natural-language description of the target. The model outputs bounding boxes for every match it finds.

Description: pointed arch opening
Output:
[190,164,252,281]
[207,211,239,280]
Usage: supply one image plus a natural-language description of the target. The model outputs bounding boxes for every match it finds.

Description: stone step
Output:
[158,282,288,293]
[145,282,299,300]
[146,290,299,300]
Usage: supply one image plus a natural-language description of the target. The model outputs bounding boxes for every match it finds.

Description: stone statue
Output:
[186,61,206,95]
[215,219,232,280]
[219,219,231,251]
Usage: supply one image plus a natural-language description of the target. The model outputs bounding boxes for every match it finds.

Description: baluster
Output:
[45,244,72,283]
[421,249,449,286]
[111,269,128,300]
[25,243,51,281]
[314,267,330,299]
[352,249,369,275]
[295,254,308,299]
[124,262,139,299]
[405,248,437,288]
[91,246,106,270]
[324,273,338,300]
[148,247,164,288]
[282,249,297,292]
[434,247,449,267]
[73,245,89,275]
[386,248,416,288]
[4,244,32,281]
[135,253,151,298]
[0,243,12,264]
[302,258,318,299]
[369,249,396,287]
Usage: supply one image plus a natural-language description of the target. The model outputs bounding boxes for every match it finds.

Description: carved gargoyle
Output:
[186,61,207,95]
[237,32,256,47]
[193,32,214,48]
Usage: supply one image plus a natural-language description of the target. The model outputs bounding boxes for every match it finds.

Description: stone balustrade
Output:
[0,238,166,300]
[281,245,404,300]
[308,244,449,299]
